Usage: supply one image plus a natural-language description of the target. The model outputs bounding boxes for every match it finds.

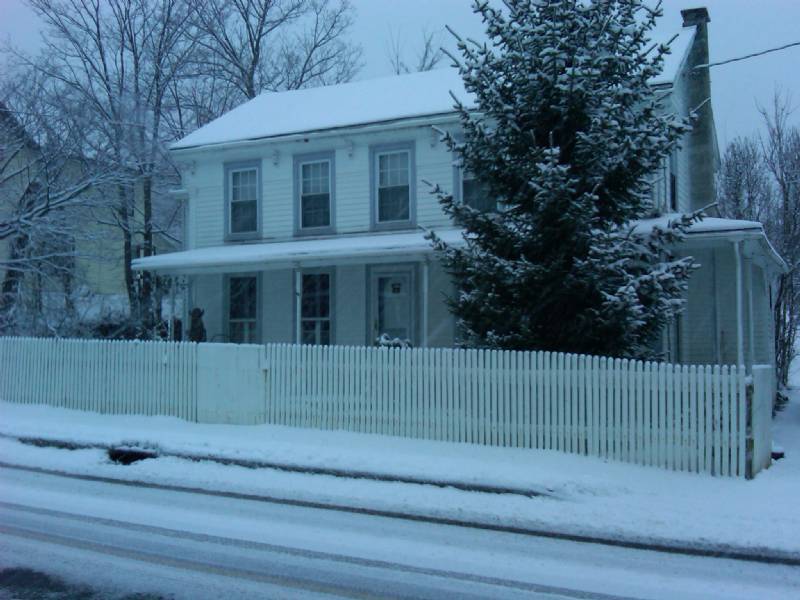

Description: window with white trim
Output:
[228,166,258,235]
[300,272,331,345]
[299,159,331,229]
[376,150,411,223]
[228,275,258,343]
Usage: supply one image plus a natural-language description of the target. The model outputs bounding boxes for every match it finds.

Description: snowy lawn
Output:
[1,393,799,555]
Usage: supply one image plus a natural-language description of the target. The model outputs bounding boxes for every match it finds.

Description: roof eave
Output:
[170,110,464,155]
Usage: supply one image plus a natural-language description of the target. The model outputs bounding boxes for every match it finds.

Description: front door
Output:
[370,266,414,345]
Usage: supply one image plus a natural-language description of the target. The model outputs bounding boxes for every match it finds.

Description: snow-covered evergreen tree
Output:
[429,0,702,358]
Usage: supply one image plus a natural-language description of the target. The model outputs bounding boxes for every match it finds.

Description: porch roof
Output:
[131,228,466,275]
[634,215,787,272]
[133,216,787,276]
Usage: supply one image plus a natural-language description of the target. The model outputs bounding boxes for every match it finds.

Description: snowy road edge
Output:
[2,432,552,499]
[2,460,799,568]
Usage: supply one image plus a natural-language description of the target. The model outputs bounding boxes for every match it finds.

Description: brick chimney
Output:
[680,7,716,214]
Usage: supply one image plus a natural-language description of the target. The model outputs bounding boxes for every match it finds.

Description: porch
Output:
[135,229,464,348]
[132,217,787,376]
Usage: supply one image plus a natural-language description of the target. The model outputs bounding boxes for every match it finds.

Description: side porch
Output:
[638,217,787,376]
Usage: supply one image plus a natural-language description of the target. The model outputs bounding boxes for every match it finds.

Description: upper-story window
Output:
[460,169,495,213]
[371,142,415,229]
[294,151,334,235]
[225,161,261,239]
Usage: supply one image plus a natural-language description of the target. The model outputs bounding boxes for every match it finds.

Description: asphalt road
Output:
[1,466,798,599]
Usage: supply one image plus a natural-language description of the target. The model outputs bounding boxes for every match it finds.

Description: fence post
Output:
[747,365,774,479]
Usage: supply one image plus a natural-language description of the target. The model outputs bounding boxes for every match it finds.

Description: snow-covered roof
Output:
[633,215,763,235]
[171,69,470,151]
[635,214,787,271]
[172,28,697,151]
[132,229,466,274]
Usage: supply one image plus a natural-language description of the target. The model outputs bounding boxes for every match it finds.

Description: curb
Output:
[9,433,550,499]
[2,460,799,568]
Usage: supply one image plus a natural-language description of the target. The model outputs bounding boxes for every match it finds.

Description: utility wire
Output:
[695,41,800,69]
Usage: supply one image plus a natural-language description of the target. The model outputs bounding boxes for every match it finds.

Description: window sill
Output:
[371,221,416,232]
[225,232,261,243]
[294,227,337,238]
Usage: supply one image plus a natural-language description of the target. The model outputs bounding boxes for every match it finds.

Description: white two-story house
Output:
[133,8,785,375]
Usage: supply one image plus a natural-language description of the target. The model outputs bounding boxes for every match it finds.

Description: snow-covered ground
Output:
[2,394,799,556]
[5,466,797,600]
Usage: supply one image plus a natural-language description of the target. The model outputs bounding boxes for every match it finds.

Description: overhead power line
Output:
[695,41,800,69]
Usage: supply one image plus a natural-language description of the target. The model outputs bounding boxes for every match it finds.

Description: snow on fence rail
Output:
[0,337,771,477]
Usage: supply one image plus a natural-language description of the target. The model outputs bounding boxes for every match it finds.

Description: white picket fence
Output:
[0,336,773,477]
[0,337,198,421]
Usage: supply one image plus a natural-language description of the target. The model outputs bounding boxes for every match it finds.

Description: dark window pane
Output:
[230,321,257,344]
[301,273,330,319]
[231,200,257,233]
[463,177,495,212]
[320,320,330,345]
[301,321,317,344]
[229,321,245,344]
[319,290,330,318]
[378,186,409,222]
[301,193,330,228]
[230,277,257,319]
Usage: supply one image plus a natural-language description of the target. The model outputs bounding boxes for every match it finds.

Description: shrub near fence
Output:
[0,337,772,477]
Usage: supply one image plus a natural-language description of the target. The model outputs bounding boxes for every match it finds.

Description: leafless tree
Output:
[718,92,800,388]
[717,136,773,222]
[386,28,445,75]
[187,0,361,108]
[21,0,195,333]
[760,94,800,389]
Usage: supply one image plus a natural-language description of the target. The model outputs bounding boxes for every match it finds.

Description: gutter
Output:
[682,228,788,273]
[170,112,463,155]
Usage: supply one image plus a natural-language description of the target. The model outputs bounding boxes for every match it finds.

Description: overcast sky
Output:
[1,0,798,147]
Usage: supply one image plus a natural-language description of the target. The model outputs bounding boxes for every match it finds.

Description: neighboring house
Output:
[0,102,179,332]
[133,8,786,377]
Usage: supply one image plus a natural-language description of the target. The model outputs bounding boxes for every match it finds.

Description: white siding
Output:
[679,247,717,364]
[714,247,740,365]
[180,121,459,249]
[426,259,456,347]
[663,82,693,213]
[751,263,775,366]
[263,269,294,343]
[335,265,367,345]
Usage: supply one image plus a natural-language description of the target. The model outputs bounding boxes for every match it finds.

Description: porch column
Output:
[746,256,755,370]
[734,240,745,368]
[168,276,176,340]
[422,259,429,348]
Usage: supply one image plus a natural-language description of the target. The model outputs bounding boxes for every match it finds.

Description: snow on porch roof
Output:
[133,215,786,275]
[171,28,695,151]
[131,229,466,274]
